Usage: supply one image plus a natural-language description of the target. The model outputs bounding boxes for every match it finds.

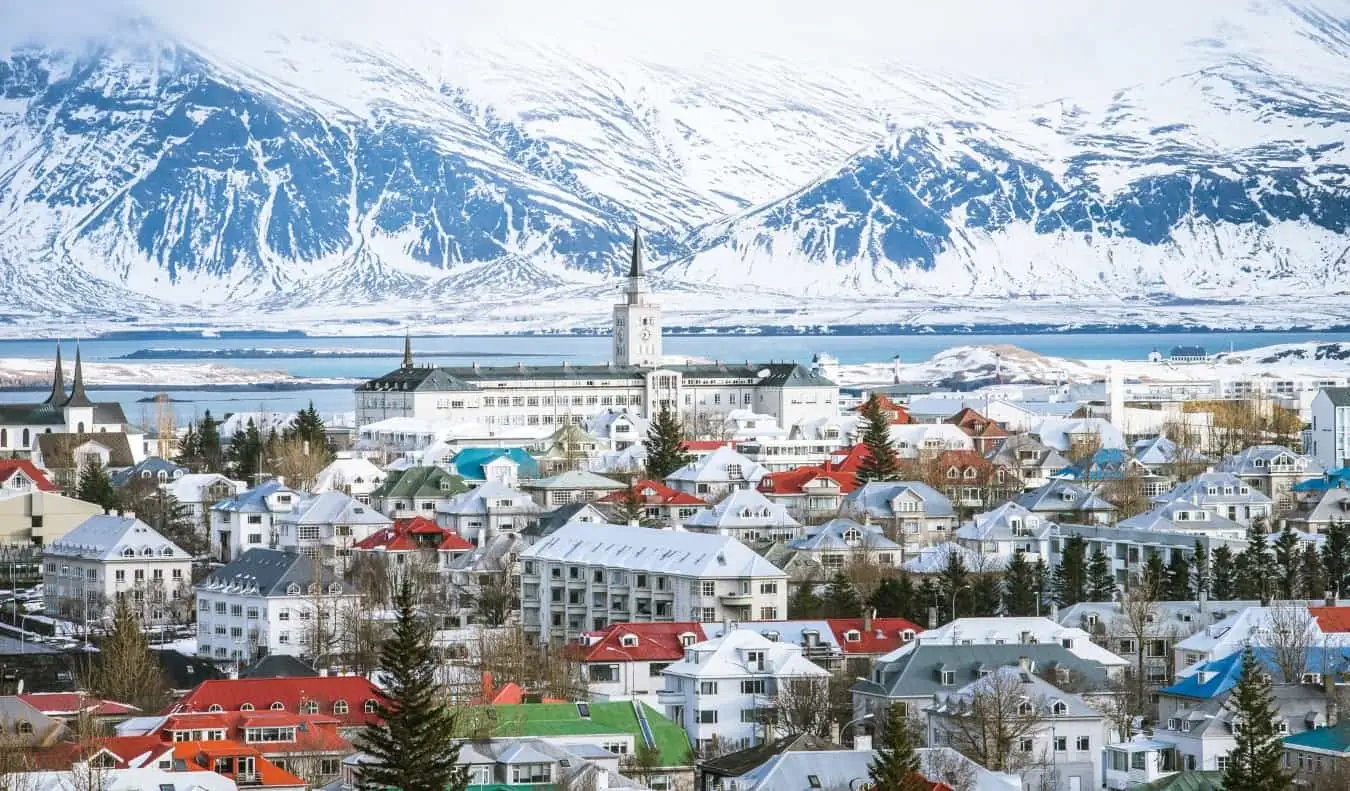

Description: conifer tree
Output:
[1212,546,1238,600]
[1165,551,1192,601]
[788,583,821,620]
[643,407,692,480]
[868,705,928,791]
[1142,553,1167,597]
[87,597,169,712]
[1002,550,1039,615]
[1053,535,1089,605]
[969,573,1001,617]
[1191,541,1210,597]
[1222,650,1293,791]
[916,577,942,627]
[76,458,119,513]
[198,410,223,472]
[868,575,915,619]
[1237,521,1276,602]
[1032,558,1051,608]
[176,423,201,470]
[1299,543,1327,600]
[821,572,863,618]
[1322,521,1350,595]
[940,552,970,621]
[1273,523,1302,600]
[1087,551,1117,603]
[289,402,328,450]
[357,577,468,791]
[855,394,900,484]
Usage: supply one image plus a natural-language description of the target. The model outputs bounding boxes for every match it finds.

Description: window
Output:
[697,710,717,724]
[1077,736,1090,751]
[700,681,718,695]
[1132,752,1148,770]
[759,607,778,620]
[240,703,254,712]
[364,700,379,713]
[270,702,286,711]
[741,679,766,695]
[759,582,778,595]
[941,670,956,685]
[1018,738,1033,753]
[510,764,551,784]
[1055,736,1067,752]
[301,700,319,714]
[1217,756,1230,771]
[1052,701,1067,715]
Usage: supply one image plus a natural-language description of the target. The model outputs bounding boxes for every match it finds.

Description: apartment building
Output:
[210,481,301,563]
[518,522,787,644]
[42,515,192,625]
[274,492,392,571]
[839,481,958,552]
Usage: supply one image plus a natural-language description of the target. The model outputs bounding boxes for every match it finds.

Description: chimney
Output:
[482,671,494,703]
[928,606,939,629]
[319,667,329,677]
[1327,591,1338,608]
[1018,656,1031,672]
[1049,603,1059,621]
[853,732,873,752]
[864,608,875,633]
[1199,589,1208,615]
[892,355,903,385]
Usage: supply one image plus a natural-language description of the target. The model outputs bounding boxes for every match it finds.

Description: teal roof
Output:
[452,448,539,481]
[1284,721,1350,753]
[1139,771,1225,791]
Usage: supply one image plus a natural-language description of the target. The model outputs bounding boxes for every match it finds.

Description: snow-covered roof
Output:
[26,768,237,791]
[438,481,543,516]
[213,480,299,513]
[900,542,1004,574]
[1016,480,1116,514]
[930,665,1104,719]
[45,515,191,562]
[666,445,768,485]
[1173,605,1350,670]
[881,616,1127,667]
[528,470,626,491]
[163,473,246,504]
[790,518,900,552]
[1117,500,1245,535]
[684,488,799,530]
[521,522,785,579]
[218,411,295,438]
[585,407,650,439]
[279,491,392,527]
[311,457,386,493]
[1218,445,1321,477]
[956,503,1052,542]
[1035,417,1127,452]
[662,628,828,679]
[841,480,954,518]
[1157,471,1273,507]
[887,423,973,453]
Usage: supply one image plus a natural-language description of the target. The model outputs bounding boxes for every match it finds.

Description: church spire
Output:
[63,343,92,408]
[628,227,643,278]
[402,330,413,369]
[43,343,66,406]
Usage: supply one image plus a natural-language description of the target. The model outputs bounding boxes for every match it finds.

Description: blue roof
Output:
[1293,469,1350,493]
[1055,448,1131,482]
[213,479,294,513]
[450,447,539,481]
[110,456,187,487]
[1164,647,1350,700]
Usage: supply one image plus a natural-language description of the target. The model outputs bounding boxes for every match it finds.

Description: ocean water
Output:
[1,330,1346,423]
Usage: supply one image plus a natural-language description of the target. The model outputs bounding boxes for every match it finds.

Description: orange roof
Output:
[681,440,735,452]
[355,519,472,552]
[760,467,857,496]
[173,741,307,789]
[850,394,915,424]
[930,449,996,470]
[32,736,171,770]
[0,460,59,491]
[168,676,384,729]
[595,479,709,507]
[1311,606,1350,632]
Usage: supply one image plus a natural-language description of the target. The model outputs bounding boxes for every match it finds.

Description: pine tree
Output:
[199,411,223,472]
[1142,552,1167,597]
[1002,550,1039,615]
[135,491,205,557]
[1299,543,1327,600]
[939,552,970,621]
[289,402,328,451]
[1087,551,1117,603]
[969,573,1001,617]
[87,597,169,712]
[855,394,900,484]
[1237,521,1275,602]
[1222,649,1293,791]
[357,578,468,791]
[176,423,201,470]
[643,407,692,480]
[1212,545,1238,600]
[821,572,863,618]
[868,575,915,619]
[1272,523,1302,600]
[916,578,942,627]
[76,458,119,513]
[868,704,928,791]
[1032,558,1051,609]
[1191,541,1210,597]
[788,583,821,620]
[1165,551,1192,601]
[1322,521,1350,596]
[1053,535,1089,605]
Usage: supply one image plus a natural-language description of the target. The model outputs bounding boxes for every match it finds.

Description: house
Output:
[447,446,539,485]
[535,423,607,476]
[435,481,543,545]
[521,502,610,544]
[920,449,1018,511]
[1217,445,1322,513]
[889,424,975,460]
[698,745,1011,791]
[367,466,468,520]
[955,503,1054,565]
[209,481,302,564]
[310,457,387,502]
[756,450,860,522]
[1035,417,1128,454]
[665,446,768,499]
[573,622,709,706]
[1289,484,1350,533]
[1310,387,1350,471]
[523,470,626,508]
[1154,471,1273,527]
[1115,500,1247,540]
[881,617,1129,674]
[697,613,925,675]
[1054,447,1153,485]
[167,674,384,735]
[519,522,788,644]
[34,431,139,488]
[1016,480,1117,525]
[682,488,801,543]
[110,457,188,489]
[1169,605,1350,671]
[42,515,192,625]
[0,488,103,547]
[0,695,68,747]
[16,692,140,728]
[586,407,650,451]
[1169,346,1209,363]
[989,434,1071,490]
[1133,434,1206,483]
[1284,721,1350,786]
[593,479,710,527]
[194,549,360,662]
[0,459,59,495]
[839,481,958,552]
[274,491,393,570]
[788,518,903,573]
[657,628,830,753]
[443,531,528,627]
[945,407,1010,454]
[19,767,237,791]
[164,474,246,531]
[927,666,1113,791]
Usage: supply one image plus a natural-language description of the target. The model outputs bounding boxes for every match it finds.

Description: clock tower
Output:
[613,227,663,368]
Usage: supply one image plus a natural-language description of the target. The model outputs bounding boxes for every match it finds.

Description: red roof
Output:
[945,407,1009,439]
[403,517,444,535]
[18,692,139,717]
[827,617,925,655]
[595,480,709,507]
[1311,606,1350,632]
[174,741,308,789]
[159,709,351,752]
[0,460,58,491]
[354,519,472,553]
[850,394,915,424]
[576,622,708,663]
[680,440,734,452]
[929,449,996,471]
[168,676,384,729]
[758,445,867,496]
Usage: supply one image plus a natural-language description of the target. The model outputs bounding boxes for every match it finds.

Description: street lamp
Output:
[839,711,875,746]
[951,583,970,623]
[602,645,636,698]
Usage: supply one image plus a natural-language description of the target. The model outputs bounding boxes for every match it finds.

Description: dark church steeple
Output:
[63,343,92,408]
[628,227,644,278]
[43,343,66,406]
[402,330,414,370]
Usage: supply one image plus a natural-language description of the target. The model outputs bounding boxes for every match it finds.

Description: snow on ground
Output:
[0,358,357,388]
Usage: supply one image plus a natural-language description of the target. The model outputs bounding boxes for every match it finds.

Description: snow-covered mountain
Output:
[2,0,1350,331]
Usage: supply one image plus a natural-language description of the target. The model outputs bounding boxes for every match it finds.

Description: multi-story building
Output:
[698,613,925,676]
[1154,471,1274,527]
[657,628,830,753]
[1016,480,1117,525]
[787,518,903,572]
[210,481,301,563]
[166,674,384,736]
[573,622,709,707]
[593,479,710,527]
[1052,524,1248,590]
[989,434,1071,491]
[367,466,468,520]
[882,617,1130,674]
[164,473,246,531]
[839,481,958,552]
[350,516,475,573]
[523,470,626,508]
[0,475,103,547]
[274,491,392,570]
[435,481,544,545]
[1115,500,1247,540]
[195,548,360,662]
[518,522,787,644]
[1310,387,1350,471]
[310,457,388,502]
[755,445,863,522]
[42,515,193,625]
[682,488,801,543]
[1217,445,1322,514]
[955,503,1055,565]
[665,446,769,500]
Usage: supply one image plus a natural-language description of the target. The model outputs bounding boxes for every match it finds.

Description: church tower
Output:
[612,228,662,368]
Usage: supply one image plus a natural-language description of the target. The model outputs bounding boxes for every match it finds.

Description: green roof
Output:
[1138,771,1225,791]
[488,702,690,766]
[371,467,468,500]
[1284,721,1350,753]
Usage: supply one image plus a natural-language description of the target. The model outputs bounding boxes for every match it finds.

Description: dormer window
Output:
[1018,701,1034,716]
[1052,701,1067,715]
[901,630,915,642]
[680,633,696,647]
[287,584,301,595]
[843,528,862,545]
[122,548,135,557]
[620,634,639,648]
[844,630,861,643]
[270,702,285,711]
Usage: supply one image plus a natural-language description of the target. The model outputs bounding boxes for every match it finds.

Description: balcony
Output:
[720,591,754,605]
[656,688,684,705]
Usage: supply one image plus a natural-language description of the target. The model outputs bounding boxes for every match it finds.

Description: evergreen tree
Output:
[199,411,223,472]
[969,573,1001,617]
[176,423,201,470]
[1272,523,1302,600]
[643,407,692,480]
[133,490,205,557]
[916,577,942,627]
[76,458,119,513]
[939,552,970,621]
[1299,543,1327,600]
[1236,520,1276,602]
[1191,541,1210,597]
[821,572,863,618]
[1212,546,1238,600]
[289,402,328,451]
[1002,550,1040,615]
[788,583,821,620]
[868,575,915,619]
[357,578,468,791]
[1142,553,1167,597]
[855,394,900,484]
[868,704,928,791]
[227,417,267,484]
[1087,551,1117,603]
[1165,551,1192,601]
[87,597,170,712]
[1322,521,1350,596]
[1053,535,1089,605]
[1222,650,1293,791]
[1032,558,1051,610]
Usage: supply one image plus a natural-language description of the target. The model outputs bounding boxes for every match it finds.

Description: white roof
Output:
[27,769,236,791]
[666,445,768,484]
[901,542,1004,574]
[438,481,542,516]
[1035,417,1127,451]
[662,628,828,679]
[888,423,973,451]
[879,616,1128,666]
[521,522,786,579]
[311,457,386,493]
[164,473,245,503]
[280,491,392,527]
[1173,604,1350,670]
[218,411,294,438]
[44,515,191,561]
[684,488,799,529]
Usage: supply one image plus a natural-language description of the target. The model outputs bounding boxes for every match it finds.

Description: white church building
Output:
[355,231,840,430]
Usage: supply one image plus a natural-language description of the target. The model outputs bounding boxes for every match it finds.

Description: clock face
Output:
[641,329,651,340]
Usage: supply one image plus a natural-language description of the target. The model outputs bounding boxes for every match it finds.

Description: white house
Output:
[195,548,360,662]
[788,519,904,573]
[311,457,387,502]
[840,481,959,552]
[882,617,1129,673]
[665,446,768,499]
[435,481,544,546]
[1154,471,1273,527]
[657,628,829,753]
[681,488,801,543]
[955,503,1055,565]
[1310,387,1350,471]
[1217,445,1321,512]
[209,480,301,563]
[274,491,393,570]
[575,622,709,708]
[888,424,974,459]
[41,515,192,625]
[518,522,788,644]
[163,473,246,528]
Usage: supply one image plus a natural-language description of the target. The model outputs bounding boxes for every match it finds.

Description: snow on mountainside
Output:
[2,0,1350,329]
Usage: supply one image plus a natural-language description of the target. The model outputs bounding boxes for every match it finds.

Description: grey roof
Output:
[213,480,298,513]
[358,361,836,391]
[628,227,643,278]
[990,434,1071,470]
[854,643,1112,700]
[685,488,799,530]
[282,491,392,526]
[240,653,318,678]
[790,518,900,552]
[1116,501,1247,533]
[527,470,625,491]
[1016,480,1116,515]
[356,365,479,393]
[0,404,65,425]
[1217,445,1321,476]
[930,665,1104,719]
[1321,387,1350,407]
[45,515,191,561]
[93,403,129,425]
[521,522,786,579]
[199,548,354,597]
[956,503,1053,542]
[35,432,136,468]
[1162,683,1330,739]
[110,457,187,488]
[1293,486,1350,526]
[1157,472,1273,507]
[525,502,608,540]
[842,480,955,518]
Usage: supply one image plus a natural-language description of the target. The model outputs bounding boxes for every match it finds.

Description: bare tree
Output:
[268,437,330,491]
[934,669,1046,773]
[760,676,833,739]
[475,629,587,701]
[920,748,978,791]
[467,572,517,627]
[1099,465,1152,519]
[0,727,38,791]
[1259,602,1315,683]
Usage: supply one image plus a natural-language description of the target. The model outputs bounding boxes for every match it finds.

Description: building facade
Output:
[42,515,193,625]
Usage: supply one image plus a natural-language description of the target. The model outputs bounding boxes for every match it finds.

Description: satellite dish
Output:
[756,368,771,378]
